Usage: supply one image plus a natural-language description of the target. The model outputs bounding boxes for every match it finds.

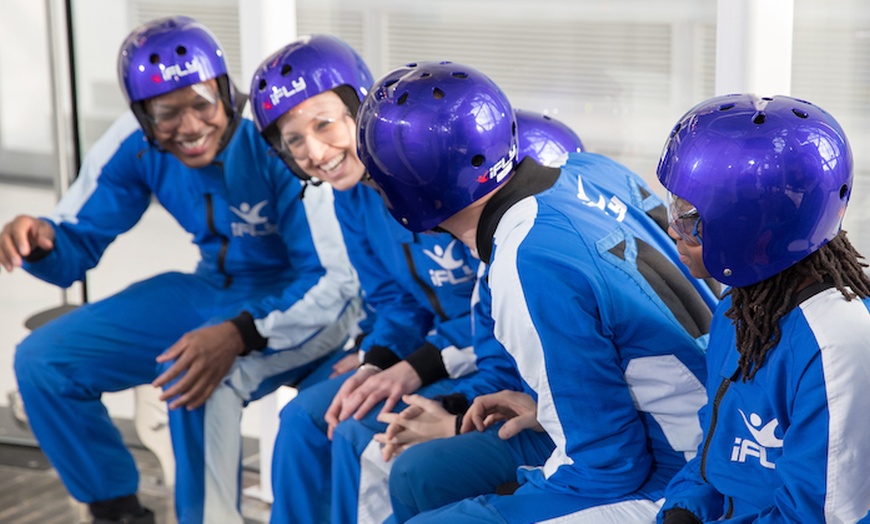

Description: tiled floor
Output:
[0,438,269,524]
[0,181,272,523]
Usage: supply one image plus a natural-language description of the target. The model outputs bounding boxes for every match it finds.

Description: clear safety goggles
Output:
[278,107,353,160]
[667,192,702,246]
[146,83,220,134]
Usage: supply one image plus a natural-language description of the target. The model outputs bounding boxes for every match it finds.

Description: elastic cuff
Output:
[364,345,402,370]
[23,246,52,263]
[662,508,704,524]
[404,343,448,386]
[229,311,268,356]
[436,392,469,415]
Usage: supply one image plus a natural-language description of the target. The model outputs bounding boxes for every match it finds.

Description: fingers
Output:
[325,378,360,438]
[376,437,403,462]
[153,358,185,390]
[379,391,403,418]
[324,375,360,425]
[463,404,488,433]
[340,379,387,421]
[401,394,433,410]
[351,391,383,421]
[0,232,18,271]
[330,353,359,378]
[157,366,195,408]
[324,397,343,439]
[11,219,36,258]
[0,218,34,271]
[498,417,524,440]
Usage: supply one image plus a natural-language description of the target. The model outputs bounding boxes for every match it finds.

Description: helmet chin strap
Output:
[215,78,246,154]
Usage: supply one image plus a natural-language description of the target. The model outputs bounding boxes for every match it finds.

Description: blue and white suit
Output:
[408,153,715,523]
[269,182,521,523]
[13,111,360,524]
[658,285,870,523]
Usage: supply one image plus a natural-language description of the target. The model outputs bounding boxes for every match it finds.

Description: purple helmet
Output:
[357,61,517,232]
[249,34,373,179]
[657,94,853,287]
[515,109,585,166]
[117,16,237,140]
[250,34,372,134]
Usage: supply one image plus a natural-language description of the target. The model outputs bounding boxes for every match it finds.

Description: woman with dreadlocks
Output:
[656,94,870,524]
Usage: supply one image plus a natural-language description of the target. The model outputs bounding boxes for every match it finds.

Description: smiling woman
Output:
[274,93,362,190]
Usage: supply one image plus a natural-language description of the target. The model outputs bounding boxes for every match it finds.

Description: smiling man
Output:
[2,16,360,524]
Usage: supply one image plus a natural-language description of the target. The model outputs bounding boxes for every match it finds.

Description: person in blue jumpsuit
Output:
[373,105,718,523]
[248,34,498,524]
[328,108,596,524]
[355,60,716,523]
[1,17,359,524]
[248,36,593,523]
[655,95,870,523]
[373,96,723,524]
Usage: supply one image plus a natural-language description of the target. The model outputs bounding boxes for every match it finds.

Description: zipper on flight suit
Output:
[402,239,448,321]
[203,192,232,288]
[700,369,739,518]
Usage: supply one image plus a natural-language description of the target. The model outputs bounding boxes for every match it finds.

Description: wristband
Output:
[358,363,383,374]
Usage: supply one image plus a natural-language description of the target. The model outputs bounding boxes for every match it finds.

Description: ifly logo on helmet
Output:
[477,144,518,184]
[262,77,308,110]
[157,57,204,83]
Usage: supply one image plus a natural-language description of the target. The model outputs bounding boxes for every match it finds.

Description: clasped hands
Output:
[372,389,543,462]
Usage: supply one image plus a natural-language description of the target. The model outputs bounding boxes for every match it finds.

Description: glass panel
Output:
[793,0,870,254]
[297,0,718,187]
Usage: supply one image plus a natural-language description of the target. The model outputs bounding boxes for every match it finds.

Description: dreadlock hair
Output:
[725,230,870,381]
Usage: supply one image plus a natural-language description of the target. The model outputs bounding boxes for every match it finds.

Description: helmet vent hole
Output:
[421,72,431,78]
[258,79,267,91]
[762,96,773,101]
[840,184,849,199]
[408,63,418,68]
[512,121,517,136]
[471,155,485,167]
[452,72,468,79]
[149,53,160,65]
[384,79,398,88]
[281,64,292,76]
[175,45,187,56]
[718,103,735,111]
[433,88,445,99]
[792,108,809,119]
[398,92,409,105]
[752,112,766,125]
